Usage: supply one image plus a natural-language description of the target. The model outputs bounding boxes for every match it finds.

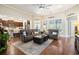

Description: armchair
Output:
[48,29,59,40]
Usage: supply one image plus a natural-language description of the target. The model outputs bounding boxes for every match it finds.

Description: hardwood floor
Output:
[1,37,78,55]
[41,37,77,55]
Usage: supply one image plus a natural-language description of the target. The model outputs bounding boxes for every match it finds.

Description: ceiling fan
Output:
[38,4,52,9]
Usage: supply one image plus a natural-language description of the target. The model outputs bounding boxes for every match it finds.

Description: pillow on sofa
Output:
[52,32,57,35]
[23,31,27,36]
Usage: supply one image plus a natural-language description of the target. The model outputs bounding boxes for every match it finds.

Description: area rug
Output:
[12,39,53,55]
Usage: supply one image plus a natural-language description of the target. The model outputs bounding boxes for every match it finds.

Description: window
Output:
[34,20,41,31]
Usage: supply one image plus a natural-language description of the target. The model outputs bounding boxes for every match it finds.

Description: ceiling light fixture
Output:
[38,4,52,9]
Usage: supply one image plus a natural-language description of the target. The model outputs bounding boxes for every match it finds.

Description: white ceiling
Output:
[3,4,76,16]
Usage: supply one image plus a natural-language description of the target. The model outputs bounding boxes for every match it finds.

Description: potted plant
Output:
[0,31,9,53]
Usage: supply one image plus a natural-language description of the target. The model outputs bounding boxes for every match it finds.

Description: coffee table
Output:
[33,34,48,44]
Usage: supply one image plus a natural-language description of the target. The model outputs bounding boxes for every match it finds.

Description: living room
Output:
[0,4,79,55]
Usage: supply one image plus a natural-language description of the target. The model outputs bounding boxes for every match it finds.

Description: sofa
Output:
[75,35,79,54]
[48,29,59,40]
[20,29,34,43]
